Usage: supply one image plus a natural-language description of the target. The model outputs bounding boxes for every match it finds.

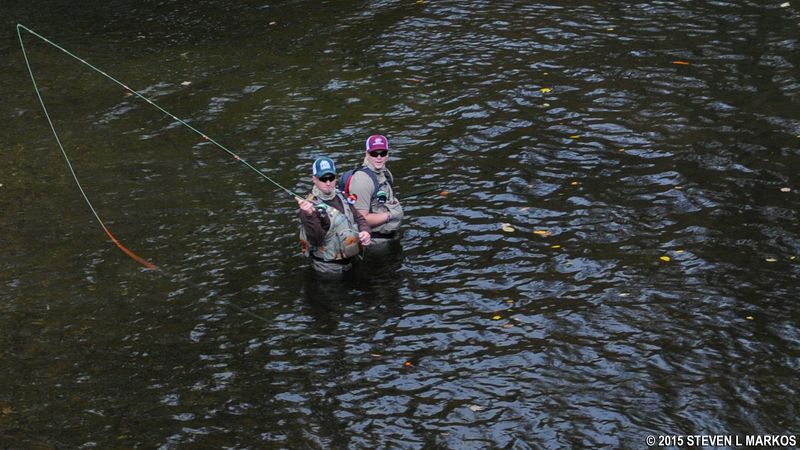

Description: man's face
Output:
[313,173,336,194]
[366,149,389,169]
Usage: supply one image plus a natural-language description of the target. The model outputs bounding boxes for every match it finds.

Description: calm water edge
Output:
[2,1,799,448]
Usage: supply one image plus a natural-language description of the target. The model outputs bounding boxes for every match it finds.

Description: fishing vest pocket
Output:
[299,227,311,257]
[341,232,361,258]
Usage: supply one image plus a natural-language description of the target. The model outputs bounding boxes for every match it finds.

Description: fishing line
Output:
[18,25,384,325]
[402,184,441,199]
[17,24,304,270]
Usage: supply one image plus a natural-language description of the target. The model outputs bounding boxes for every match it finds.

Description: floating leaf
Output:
[404,361,413,367]
[540,87,552,93]
[790,256,797,260]
[569,135,580,139]
[675,250,685,254]
[534,230,551,237]
[439,190,449,197]
[469,405,486,412]
[672,61,690,65]
[746,316,754,320]
[501,223,515,233]
[780,187,791,192]
[543,103,550,107]
[607,27,615,31]
[502,323,514,328]
[780,2,790,6]
[492,315,502,320]
[765,258,778,262]
[180,81,192,86]
[269,21,277,25]
[660,256,671,262]
[551,245,561,249]
[570,181,579,186]
[506,300,514,304]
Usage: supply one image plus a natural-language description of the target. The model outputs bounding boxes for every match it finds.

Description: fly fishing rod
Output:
[17,24,305,270]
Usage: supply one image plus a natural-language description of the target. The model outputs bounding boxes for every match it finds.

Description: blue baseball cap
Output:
[312,156,336,177]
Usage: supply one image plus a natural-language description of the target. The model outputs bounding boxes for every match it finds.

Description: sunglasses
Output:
[368,150,388,158]
[318,174,336,183]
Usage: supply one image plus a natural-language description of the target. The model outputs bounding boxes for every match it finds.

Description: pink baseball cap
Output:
[365,134,389,152]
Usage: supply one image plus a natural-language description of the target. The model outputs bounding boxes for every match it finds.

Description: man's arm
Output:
[297,199,328,246]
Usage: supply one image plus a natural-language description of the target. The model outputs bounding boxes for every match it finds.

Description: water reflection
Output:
[3,0,799,448]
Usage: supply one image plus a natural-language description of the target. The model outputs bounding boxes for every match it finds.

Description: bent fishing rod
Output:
[17,24,304,270]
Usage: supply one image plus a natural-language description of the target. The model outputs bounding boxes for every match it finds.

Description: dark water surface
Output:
[2,0,799,448]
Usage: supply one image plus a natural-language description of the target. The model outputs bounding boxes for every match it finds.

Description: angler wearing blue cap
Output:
[297,156,371,274]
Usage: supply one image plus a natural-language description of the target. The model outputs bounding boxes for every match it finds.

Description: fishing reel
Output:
[314,203,328,216]
[376,190,388,204]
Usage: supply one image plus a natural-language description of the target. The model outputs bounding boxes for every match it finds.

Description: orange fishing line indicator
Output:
[101,225,156,269]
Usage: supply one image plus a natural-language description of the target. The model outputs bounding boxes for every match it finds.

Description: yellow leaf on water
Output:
[540,87,552,93]
[534,230,551,237]
[570,181,579,186]
[790,256,797,260]
[675,250,685,254]
[746,316,754,320]
[501,223,515,233]
[492,315,502,320]
[551,245,561,249]
[660,256,671,262]
[765,258,778,262]
[780,187,791,192]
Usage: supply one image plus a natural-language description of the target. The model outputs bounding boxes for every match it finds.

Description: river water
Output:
[2,1,799,448]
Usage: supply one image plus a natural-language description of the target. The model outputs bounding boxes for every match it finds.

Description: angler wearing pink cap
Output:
[339,134,404,246]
